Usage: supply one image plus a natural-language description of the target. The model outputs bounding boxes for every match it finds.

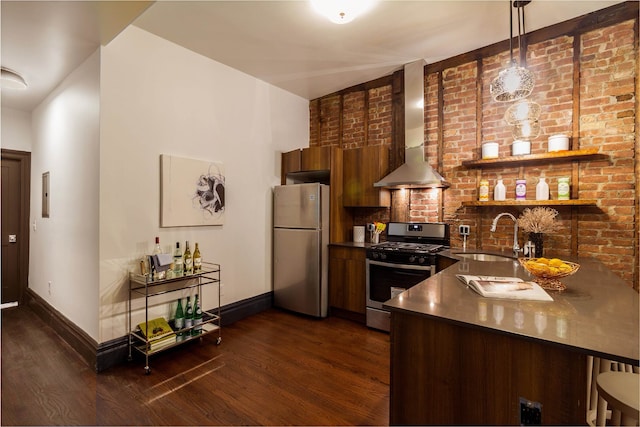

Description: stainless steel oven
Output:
[365,222,450,332]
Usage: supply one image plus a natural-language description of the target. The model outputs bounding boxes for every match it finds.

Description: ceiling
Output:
[1,0,624,112]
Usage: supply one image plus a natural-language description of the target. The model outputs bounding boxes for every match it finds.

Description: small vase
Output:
[529,232,544,258]
[372,233,379,244]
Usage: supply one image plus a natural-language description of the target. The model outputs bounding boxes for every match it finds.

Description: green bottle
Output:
[192,294,203,336]
[174,298,185,339]
[184,296,193,330]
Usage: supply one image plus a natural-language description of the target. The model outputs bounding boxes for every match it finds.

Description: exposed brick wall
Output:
[318,95,341,146]
[576,20,637,284]
[368,86,393,147]
[309,17,637,289]
[342,92,366,149]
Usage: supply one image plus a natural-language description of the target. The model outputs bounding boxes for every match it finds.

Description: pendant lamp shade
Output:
[512,119,541,140]
[505,99,541,124]
[490,1,534,102]
[491,62,534,102]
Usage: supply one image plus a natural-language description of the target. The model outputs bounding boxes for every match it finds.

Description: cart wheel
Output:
[216,337,222,345]
[144,366,151,375]
[127,355,133,362]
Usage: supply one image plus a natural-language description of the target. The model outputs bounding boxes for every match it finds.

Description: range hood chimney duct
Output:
[374,60,450,189]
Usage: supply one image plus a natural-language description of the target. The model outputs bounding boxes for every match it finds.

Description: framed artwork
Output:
[160,154,225,227]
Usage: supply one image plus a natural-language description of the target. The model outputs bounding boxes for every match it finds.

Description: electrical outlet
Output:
[459,225,470,236]
[519,397,542,425]
[220,283,225,297]
[48,281,52,295]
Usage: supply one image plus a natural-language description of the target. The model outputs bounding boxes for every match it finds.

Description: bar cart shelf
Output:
[128,262,221,374]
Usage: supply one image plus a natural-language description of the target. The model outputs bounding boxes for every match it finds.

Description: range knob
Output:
[372,252,379,259]
[418,257,426,264]
[409,255,417,263]
[380,253,387,260]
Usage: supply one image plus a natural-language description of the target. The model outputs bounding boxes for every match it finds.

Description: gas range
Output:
[366,222,450,265]
[365,222,450,332]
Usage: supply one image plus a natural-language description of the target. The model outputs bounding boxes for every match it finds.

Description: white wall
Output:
[1,107,32,152]
[98,26,308,342]
[30,50,101,339]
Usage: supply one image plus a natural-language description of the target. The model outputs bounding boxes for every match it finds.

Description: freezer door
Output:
[273,183,323,229]
[273,228,325,317]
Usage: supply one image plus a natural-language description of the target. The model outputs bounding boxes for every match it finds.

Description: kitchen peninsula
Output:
[385,253,639,425]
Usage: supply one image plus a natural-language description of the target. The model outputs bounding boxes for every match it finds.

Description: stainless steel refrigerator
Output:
[273,183,329,318]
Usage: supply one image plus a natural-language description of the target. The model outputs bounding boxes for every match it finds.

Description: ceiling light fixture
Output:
[490,1,534,102]
[310,0,376,24]
[1,67,28,90]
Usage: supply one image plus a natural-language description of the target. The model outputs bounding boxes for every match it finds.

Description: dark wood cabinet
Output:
[329,246,366,319]
[301,146,331,171]
[390,310,587,425]
[281,146,332,185]
[343,145,391,207]
[280,149,301,184]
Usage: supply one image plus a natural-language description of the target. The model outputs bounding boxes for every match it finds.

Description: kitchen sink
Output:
[453,253,514,262]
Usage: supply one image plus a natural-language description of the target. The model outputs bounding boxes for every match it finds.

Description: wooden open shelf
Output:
[462,199,598,207]
[461,148,607,169]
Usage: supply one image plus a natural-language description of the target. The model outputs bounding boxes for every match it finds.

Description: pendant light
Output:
[310,0,376,24]
[490,1,534,102]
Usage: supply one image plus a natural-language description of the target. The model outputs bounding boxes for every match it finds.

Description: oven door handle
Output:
[367,259,433,272]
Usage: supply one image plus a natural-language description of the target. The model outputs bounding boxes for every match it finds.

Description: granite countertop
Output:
[384,251,639,365]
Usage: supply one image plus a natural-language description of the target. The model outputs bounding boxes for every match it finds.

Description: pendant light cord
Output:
[508,0,514,64]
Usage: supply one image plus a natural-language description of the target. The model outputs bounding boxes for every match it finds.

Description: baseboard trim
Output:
[26,289,99,371]
[27,289,274,372]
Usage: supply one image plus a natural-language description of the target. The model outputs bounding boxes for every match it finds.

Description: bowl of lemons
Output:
[519,257,580,291]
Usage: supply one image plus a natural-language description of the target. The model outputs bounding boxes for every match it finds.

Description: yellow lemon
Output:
[549,258,564,267]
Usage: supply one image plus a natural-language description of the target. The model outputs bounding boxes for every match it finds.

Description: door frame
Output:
[1,149,31,305]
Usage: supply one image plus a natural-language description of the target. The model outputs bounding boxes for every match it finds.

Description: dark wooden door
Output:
[1,150,30,305]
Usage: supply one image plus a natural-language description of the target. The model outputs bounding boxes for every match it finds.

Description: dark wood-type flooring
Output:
[1,306,390,426]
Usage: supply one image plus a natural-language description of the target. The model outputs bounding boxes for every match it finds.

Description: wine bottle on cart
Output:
[193,243,202,273]
[174,298,185,340]
[153,237,165,280]
[184,295,193,331]
[173,242,184,277]
[192,294,203,336]
[184,241,193,275]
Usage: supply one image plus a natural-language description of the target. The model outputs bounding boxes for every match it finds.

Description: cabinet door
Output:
[301,146,331,171]
[343,146,391,207]
[329,246,366,314]
[281,149,301,184]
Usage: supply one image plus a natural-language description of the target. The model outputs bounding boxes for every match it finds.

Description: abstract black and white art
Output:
[160,154,225,227]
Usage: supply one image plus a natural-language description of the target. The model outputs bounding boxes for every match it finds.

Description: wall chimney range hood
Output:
[374,60,450,189]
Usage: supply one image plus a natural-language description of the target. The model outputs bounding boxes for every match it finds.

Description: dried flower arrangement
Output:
[517,207,559,234]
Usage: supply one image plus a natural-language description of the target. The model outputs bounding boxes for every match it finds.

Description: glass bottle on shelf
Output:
[153,237,165,280]
[192,294,203,336]
[184,295,193,330]
[193,243,202,273]
[184,241,193,275]
[174,298,185,340]
[173,242,184,277]
[494,179,506,201]
[536,177,549,201]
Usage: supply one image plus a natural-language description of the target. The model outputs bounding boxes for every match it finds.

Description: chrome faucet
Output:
[490,212,521,257]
